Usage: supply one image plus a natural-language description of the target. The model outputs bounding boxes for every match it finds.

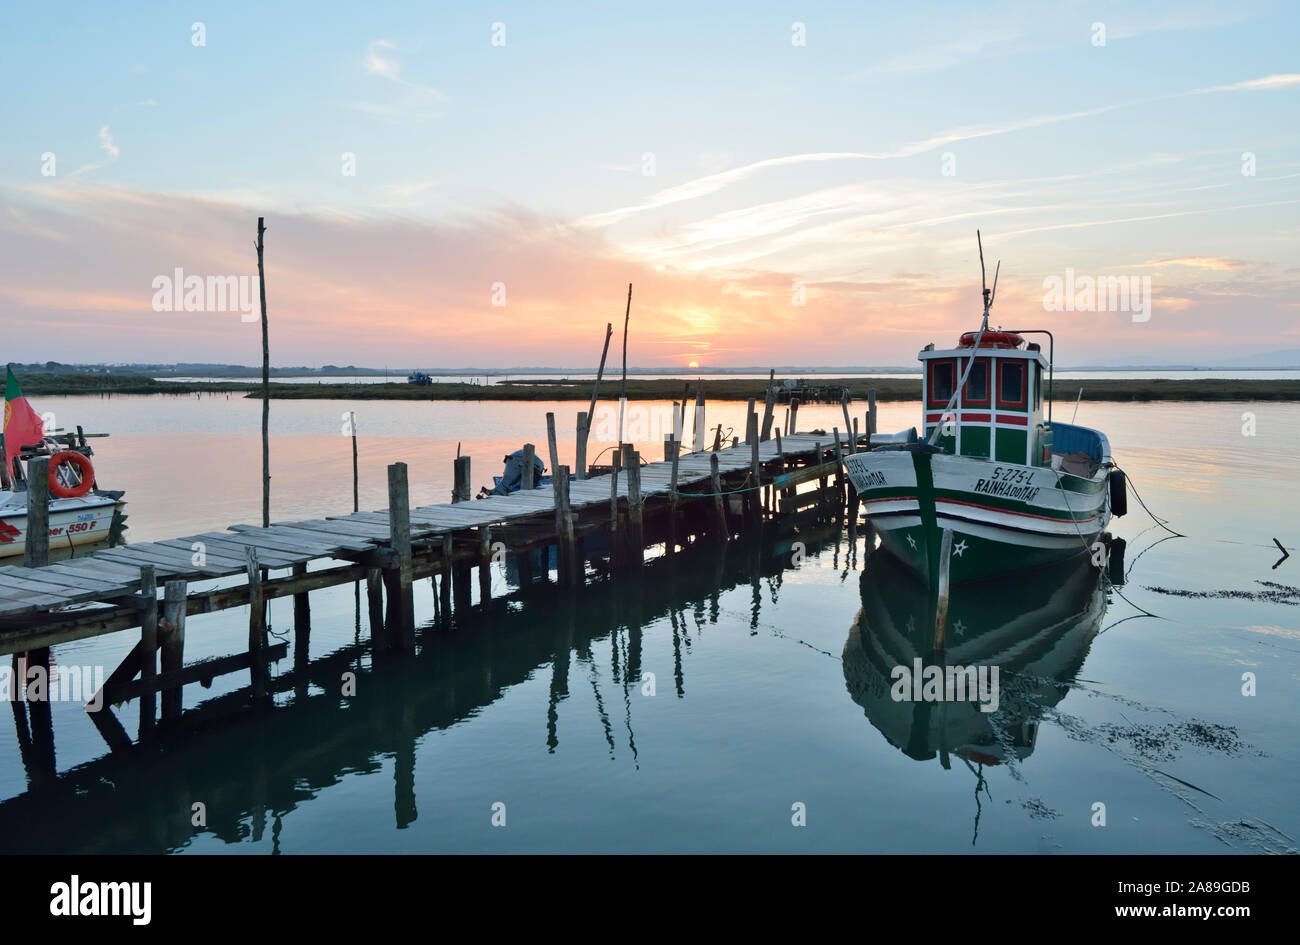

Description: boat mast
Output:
[926,231,999,446]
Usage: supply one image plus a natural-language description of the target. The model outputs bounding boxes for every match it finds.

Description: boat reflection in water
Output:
[843,549,1107,770]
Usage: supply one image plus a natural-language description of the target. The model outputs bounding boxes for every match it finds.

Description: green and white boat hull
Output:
[843,447,1112,585]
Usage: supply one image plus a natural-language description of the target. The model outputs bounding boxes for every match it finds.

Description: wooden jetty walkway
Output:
[1,393,878,755]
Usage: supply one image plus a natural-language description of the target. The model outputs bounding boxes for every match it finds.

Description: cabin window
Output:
[963,359,989,405]
[928,360,955,406]
[999,361,1026,407]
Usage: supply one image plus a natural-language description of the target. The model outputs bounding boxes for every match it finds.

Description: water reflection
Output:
[843,551,1107,769]
[0,526,841,854]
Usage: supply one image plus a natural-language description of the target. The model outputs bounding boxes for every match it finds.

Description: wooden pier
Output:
[1,398,876,756]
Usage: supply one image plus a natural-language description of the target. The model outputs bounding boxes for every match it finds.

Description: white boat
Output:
[0,434,126,558]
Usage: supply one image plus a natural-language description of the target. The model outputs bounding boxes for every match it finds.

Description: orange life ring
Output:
[48,451,95,499]
[958,330,1022,349]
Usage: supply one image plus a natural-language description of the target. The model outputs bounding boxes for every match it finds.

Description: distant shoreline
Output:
[23,374,1300,402]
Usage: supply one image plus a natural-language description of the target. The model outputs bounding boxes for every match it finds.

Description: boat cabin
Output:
[919,330,1053,467]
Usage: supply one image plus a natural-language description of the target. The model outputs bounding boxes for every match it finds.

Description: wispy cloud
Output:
[352,39,445,120]
[98,125,119,160]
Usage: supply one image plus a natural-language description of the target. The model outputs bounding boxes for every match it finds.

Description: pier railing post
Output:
[24,456,49,568]
[161,580,187,723]
[386,462,415,651]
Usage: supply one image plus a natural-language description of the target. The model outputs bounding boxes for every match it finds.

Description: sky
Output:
[0,0,1297,368]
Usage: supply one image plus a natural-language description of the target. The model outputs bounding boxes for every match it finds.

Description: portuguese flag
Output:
[4,366,45,474]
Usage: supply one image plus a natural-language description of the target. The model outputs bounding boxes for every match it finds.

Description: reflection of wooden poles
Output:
[256,217,270,529]
[932,528,954,651]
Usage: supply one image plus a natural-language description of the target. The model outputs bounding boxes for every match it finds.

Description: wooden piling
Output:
[365,569,384,646]
[256,217,271,529]
[626,453,644,566]
[24,456,49,568]
[790,397,800,435]
[546,413,560,482]
[386,462,415,650]
[868,388,878,441]
[841,392,855,454]
[761,369,776,441]
[161,580,187,722]
[522,443,536,489]
[292,561,311,632]
[747,410,761,525]
[693,388,706,452]
[667,438,681,552]
[710,453,727,537]
[575,411,589,480]
[350,411,359,513]
[745,398,757,445]
[246,547,268,699]
[138,566,157,734]
[582,323,613,464]
[452,455,472,503]
[478,526,492,604]
[440,534,453,624]
[553,465,577,584]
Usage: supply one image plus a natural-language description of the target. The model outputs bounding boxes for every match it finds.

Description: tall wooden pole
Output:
[583,323,613,460]
[256,217,270,528]
[350,410,359,513]
[617,284,632,445]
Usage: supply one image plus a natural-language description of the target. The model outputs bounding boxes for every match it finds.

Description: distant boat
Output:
[407,371,433,386]
[844,235,1126,585]
[0,434,126,558]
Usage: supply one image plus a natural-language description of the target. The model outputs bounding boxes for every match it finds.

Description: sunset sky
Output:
[1,1,1297,368]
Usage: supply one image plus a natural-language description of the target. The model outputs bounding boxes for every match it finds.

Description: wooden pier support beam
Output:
[292,561,311,632]
[626,453,644,567]
[789,398,800,435]
[710,453,727,537]
[667,438,681,553]
[440,534,453,625]
[246,547,268,699]
[747,411,761,526]
[385,462,415,651]
[24,456,49,569]
[138,565,157,736]
[161,580,187,722]
[478,526,493,604]
[761,369,776,441]
[554,465,578,583]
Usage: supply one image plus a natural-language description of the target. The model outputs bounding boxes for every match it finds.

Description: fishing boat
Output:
[0,435,125,558]
[843,235,1126,585]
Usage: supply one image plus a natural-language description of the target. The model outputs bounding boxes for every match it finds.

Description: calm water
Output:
[0,396,1296,853]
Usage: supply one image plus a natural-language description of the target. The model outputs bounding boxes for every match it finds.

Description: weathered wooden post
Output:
[814,440,826,521]
[546,412,560,482]
[626,452,644,567]
[365,569,385,646]
[747,410,761,526]
[841,391,855,454]
[440,534,453,624]
[350,410,359,513]
[138,565,157,735]
[761,369,776,441]
[575,411,589,480]
[161,580,187,722]
[452,456,472,503]
[385,462,415,650]
[933,528,954,651]
[246,547,268,699]
[667,438,681,552]
[745,399,757,445]
[256,217,271,529]
[833,431,846,512]
[522,443,536,489]
[293,562,311,632]
[868,388,878,441]
[693,388,706,453]
[553,465,577,584]
[24,456,49,568]
[710,452,727,537]
[478,526,493,604]
[789,397,800,435]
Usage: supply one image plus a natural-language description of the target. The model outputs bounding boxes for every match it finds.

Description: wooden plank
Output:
[232,524,375,553]
[98,543,236,578]
[179,535,298,570]
[204,530,333,560]
[153,539,251,570]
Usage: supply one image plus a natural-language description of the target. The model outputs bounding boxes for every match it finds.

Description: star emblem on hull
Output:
[953,539,968,557]
[905,533,917,549]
